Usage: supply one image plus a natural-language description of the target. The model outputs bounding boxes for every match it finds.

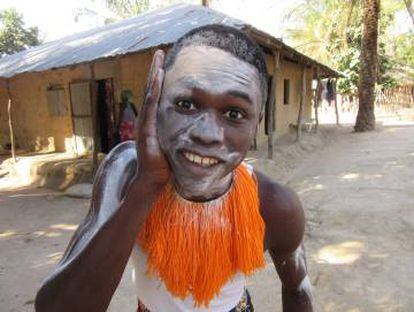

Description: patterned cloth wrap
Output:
[136,289,254,312]
[119,121,135,141]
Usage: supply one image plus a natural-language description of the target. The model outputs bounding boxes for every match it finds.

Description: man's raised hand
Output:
[134,49,170,188]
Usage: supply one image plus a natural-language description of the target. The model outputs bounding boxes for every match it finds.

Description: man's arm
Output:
[35,50,169,312]
[270,245,313,311]
[35,171,161,311]
[256,171,313,312]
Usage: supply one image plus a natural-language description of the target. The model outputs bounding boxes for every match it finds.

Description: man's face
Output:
[157,45,262,201]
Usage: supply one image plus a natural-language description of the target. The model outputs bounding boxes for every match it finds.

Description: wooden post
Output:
[333,79,340,125]
[6,80,16,163]
[89,63,99,174]
[202,0,210,7]
[296,66,306,141]
[314,67,321,132]
[267,50,280,159]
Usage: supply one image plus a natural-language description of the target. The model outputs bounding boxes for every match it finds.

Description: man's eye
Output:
[175,100,196,111]
[224,109,244,120]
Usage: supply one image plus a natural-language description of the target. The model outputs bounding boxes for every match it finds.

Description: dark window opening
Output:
[283,79,290,105]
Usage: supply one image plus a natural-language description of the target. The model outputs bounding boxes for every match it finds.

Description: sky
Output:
[0,0,297,43]
[0,0,113,42]
[0,0,412,44]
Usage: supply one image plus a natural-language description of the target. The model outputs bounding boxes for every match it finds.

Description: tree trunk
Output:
[355,0,380,132]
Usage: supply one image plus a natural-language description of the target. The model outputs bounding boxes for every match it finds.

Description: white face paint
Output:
[157,46,262,201]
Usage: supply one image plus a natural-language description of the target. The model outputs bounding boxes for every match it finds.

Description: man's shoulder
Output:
[255,170,305,253]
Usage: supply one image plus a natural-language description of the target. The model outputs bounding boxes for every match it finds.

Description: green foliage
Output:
[336,5,396,93]
[284,0,349,67]
[106,0,150,18]
[104,0,200,19]
[393,31,414,79]
[330,17,362,95]
[0,8,41,57]
[394,32,414,65]
[285,0,405,95]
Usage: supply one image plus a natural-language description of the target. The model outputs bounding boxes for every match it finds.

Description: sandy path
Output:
[295,125,414,312]
[250,124,414,311]
[1,124,413,311]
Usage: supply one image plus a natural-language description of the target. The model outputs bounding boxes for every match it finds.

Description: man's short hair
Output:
[164,24,268,106]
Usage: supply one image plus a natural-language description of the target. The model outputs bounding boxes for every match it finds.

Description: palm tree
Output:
[355,0,380,131]
[284,0,358,67]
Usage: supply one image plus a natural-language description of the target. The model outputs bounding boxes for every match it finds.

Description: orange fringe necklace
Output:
[137,164,265,307]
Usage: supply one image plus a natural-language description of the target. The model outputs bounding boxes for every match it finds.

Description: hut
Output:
[0,4,340,160]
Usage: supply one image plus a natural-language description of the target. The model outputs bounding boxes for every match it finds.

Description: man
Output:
[35,25,313,311]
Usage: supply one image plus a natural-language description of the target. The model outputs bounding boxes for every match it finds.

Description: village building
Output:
[0,4,340,159]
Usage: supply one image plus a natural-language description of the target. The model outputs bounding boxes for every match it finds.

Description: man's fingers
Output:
[153,50,165,77]
[141,68,164,137]
[136,50,165,141]
[144,50,165,97]
[140,50,164,117]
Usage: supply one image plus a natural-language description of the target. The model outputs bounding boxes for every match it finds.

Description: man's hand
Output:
[134,49,170,187]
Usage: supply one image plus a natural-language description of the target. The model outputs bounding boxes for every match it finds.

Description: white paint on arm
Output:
[293,246,313,304]
[297,275,313,299]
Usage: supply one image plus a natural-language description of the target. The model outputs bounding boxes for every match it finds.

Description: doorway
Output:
[96,78,115,153]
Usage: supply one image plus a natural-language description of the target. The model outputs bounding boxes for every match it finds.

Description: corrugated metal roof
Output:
[0,3,340,79]
[0,4,245,78]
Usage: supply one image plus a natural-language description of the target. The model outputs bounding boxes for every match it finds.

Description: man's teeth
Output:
[183,152,219,167]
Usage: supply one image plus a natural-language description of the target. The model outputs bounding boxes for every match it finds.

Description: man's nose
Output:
[189,113,224,146]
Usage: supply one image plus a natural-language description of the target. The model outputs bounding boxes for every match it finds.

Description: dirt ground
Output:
[1,122,414,311]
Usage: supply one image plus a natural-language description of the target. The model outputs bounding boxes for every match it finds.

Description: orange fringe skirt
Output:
[137,164,265,307]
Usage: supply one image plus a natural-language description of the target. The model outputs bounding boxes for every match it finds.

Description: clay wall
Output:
[0,54,155,153]
[256,54,314,145]
[0,66,90,152]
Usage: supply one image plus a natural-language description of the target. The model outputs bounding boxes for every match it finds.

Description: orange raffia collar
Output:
[137,163,265,307]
